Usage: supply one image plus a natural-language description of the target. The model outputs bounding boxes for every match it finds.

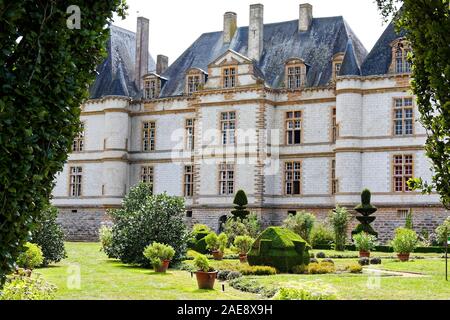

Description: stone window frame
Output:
[183,164,194,198]
[185,68,207,95]
[332,53,345,81]
[331,158,338,195]
[143,75,162,99]
[392,97,415,136]
[220,111,236,145]
[140,165,154,194]
[331,106,338,143]
[284,161,302,196]
[218,162,235,195]
[185,118,195,151]
[285,58,307,89]
[285,111,302,145]
[68,166,83,198]
[141,120,156,152]
[222,66,237,89]
[389,38,412,74]
[392,154,414,193]
[72,121,85,153]
[396,209,409,219]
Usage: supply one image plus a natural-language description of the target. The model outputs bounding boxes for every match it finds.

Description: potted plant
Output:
[234,235,254,263]
[193,254,217,290]
[391,227,418,262]
[205,232,228,260]
[143,242,175,273]
[353,232,377,258]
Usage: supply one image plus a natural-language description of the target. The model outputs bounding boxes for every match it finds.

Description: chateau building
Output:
[52,3,448,242]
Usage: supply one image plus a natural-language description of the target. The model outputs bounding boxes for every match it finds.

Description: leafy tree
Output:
[0,0,127,286]
[375,1,450,209]
[282,211,316,242]
[231,190,250,220]
[405,209,414,230]
[329,206,350,251]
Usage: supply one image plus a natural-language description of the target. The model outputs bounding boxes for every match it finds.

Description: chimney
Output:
[135,16,149,90]
[156,55,169,75]
[299,3,313,32]
[223,12,237,44]
[248,4,264,61]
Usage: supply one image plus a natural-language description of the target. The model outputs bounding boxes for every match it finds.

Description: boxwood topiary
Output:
[247,227,311,273]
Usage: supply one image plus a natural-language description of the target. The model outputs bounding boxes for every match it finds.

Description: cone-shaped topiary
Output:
[231,190,250,220]
[247,227,311,273]
[352,189,378,237]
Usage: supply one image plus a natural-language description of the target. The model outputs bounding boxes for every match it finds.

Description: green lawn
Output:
[36,242,450,300]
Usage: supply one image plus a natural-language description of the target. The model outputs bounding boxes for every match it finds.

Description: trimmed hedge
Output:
[312,244,445,253]
[247,227,311,273]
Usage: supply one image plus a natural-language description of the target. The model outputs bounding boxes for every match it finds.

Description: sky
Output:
[113,0,389,64]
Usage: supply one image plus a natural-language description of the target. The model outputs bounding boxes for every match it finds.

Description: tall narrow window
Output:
[287,66,305,89]
[144,78,160,99]
[72,122,85,152]
[331,159,338,195]
[185,119,195,150]
[184,165,194,197]
[285,161,301,195]
[142,121,156,151]
[393,155,413,192]
[392,41,412,74]
[221,111,236,145]
[69,167,82,197]
[393,98,414,136]
[141,166,154,194]
[223,67,236,88]
[187,75,201,95]
[331,107,337,143]
[219,163,234,195]
[286,111,302,145]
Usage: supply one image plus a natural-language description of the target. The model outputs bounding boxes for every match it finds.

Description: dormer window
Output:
[185,68,207,95]
[223,67,236,88]
[391,39,412,74]
[187,76,200,95]
[332,53,344,80]
[285,58,306,89]
[143,73,167,100]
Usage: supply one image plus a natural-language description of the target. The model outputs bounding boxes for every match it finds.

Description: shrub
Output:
[205,233,219,251]
[322,258,334,265]
[229,277,277,298]
[346,264,363,273]
[217,270,231,281]
[179,262,196,272]
[309,258,318,264]
[353,232,378,252]
[435,217,450,246]
[316,252,326,258]
[188,224,211,254]
[192,224,211,234]
[405,209,414,229]
[99,225,116,258]
[218,233,228,252]
[358,257,370,266]
[307,262,335,274]
[226,271,242,280]
[31,204,66,266]
[282,211,316,242]
[391,228,419,254]
[329,206,350,251]
[16,243,44,270]
[239,265,277,276]
[143,242,175,269]
[0,270,56,300]
[223,213,261,245]
[231,190,250,220]
[193,255,213,272]
[273,281,337,300]
[310,223,334,248]
[108,185,188,266]
[370,257,382,265]
[247,227,311,273]
[234,236,254,254]
[292,265,307,274]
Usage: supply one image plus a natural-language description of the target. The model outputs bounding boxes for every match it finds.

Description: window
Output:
[69,167,82,197]
[142,121,156,151]
[72,122,84,152]
[287,66,305,89]
[141,166,154,194]
[185,119,195,150]
[393,155,413,192]
[393,98,414,136]
[335,63,342,76]
[397,209,409,219]
[332,53,344,80]
[392,40,412,74]
[184,165,194,197]
[287,210,297,216]
[219,163,234,195]
[186,210,193,218]
[331,159,338,195]
[144,78,160,99]
[223,67,236,88]
[221,111,236,145]
[286,111,302,145]
[187,75,201,95]
[331,107,337,143]
[285,161,301,195]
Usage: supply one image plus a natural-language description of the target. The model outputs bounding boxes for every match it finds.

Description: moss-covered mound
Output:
[247,227,311,272]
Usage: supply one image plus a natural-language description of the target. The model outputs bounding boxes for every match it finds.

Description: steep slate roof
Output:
[361,22,406,76]
[89,25,156,99]
[160,17,368,97]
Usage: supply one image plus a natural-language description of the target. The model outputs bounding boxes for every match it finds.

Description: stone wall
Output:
[57,208,110,241]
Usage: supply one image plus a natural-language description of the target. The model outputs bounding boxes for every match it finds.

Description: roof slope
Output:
[160,17,368,97]
[361,22,406,76]
[89,25,156,99]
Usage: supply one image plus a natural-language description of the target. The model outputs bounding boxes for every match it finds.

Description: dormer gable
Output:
[143,73,168,100]
[185,68,208,95]
[284,58,308,89]
[389,37,412,74]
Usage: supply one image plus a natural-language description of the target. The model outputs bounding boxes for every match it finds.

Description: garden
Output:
[1,185,449,300]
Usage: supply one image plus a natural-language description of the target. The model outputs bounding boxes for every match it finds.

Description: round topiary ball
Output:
[316,252,326,258]
[309,258,319,264]
[226,271,242,280]
[358,257,370,266]
[370,257,382,265]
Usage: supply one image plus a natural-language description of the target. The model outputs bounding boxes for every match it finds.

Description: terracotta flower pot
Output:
[397,253,410,262]
[154,259,171,273]
[359,250,370,258]
[239,253,248,263]
[211,250,224,261]
[195,271,218,290]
